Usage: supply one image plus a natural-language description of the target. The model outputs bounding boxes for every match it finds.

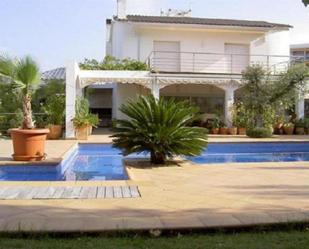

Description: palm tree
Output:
[112,95,208,164]
[0,55,40,129]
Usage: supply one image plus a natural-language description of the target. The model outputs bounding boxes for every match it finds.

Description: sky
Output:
[0,0,308,71]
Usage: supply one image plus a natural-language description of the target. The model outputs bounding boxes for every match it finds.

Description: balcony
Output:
[147,51,296,75]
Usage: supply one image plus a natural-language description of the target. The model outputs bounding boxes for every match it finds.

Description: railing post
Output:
[193,52,196,72]
[230,54,233,74]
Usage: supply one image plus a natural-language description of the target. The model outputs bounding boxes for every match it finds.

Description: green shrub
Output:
[9,109,23,128]
[79,56,148,71]
[72,97,100,128]
[45,95,65,125]
[246,127,273,138]
[112,95,208,164]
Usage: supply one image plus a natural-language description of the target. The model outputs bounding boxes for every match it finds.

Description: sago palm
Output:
[0,55,40,129]
[112,95,208,164]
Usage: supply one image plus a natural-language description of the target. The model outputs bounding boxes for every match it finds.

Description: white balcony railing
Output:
[147,51,302,74]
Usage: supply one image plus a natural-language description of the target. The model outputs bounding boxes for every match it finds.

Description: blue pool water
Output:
[1,142,309,181]
[0,144,128,181]
[187,142,309,164]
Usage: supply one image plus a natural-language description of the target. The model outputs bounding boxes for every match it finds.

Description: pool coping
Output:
[0,139,309,184]
[0,142,141,185]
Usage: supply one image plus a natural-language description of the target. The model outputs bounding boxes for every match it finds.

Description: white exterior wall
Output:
[110,22,290,66]
[110,22,139,60]
[114,84,150,120]
[107,21,291,123]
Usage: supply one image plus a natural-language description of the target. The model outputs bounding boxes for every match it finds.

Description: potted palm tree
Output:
[0,55,49,161]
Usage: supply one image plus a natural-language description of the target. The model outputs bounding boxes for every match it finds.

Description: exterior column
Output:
[224,86,235,127]
[295,91,305,119]
[65,61,80,139]
[151,76,160,100]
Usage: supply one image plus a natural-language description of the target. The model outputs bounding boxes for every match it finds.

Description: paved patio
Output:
[0,131,308,232]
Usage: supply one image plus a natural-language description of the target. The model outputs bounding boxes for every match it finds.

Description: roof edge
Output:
[115,15,292,29]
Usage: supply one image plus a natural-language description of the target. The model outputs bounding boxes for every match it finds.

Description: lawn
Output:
[0,230,309,249]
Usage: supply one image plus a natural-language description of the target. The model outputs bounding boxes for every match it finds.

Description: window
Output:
[153,41,180,72]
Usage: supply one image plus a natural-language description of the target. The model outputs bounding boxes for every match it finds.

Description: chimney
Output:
[117,0,127,19]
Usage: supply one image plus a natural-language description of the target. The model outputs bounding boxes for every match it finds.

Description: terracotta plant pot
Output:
[219,127,228,135]
[228,127,237,135]
[295,127,305,135]
[10,128,49,161]
[211,128,219,134]
[238,127,246,135]
[273,123,283,130]
[75,125,89,140]
[46,125,62,140]
[283,126,294,135]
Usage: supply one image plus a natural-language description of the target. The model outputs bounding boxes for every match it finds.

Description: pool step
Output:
[0,185,140,200]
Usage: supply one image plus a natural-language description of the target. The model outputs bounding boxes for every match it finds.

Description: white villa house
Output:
[64,0,308,138]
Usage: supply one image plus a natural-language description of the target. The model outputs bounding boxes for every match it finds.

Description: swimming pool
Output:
[187,142,309,164]
[0,144,128,181]
[1,142,309,181]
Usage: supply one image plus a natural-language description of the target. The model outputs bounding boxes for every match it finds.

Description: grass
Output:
[0,230,309,249]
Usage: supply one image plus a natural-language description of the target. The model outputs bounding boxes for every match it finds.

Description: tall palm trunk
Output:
[22,94,34,129]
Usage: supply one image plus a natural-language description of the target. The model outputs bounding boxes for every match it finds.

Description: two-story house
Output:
[65,0,301,138]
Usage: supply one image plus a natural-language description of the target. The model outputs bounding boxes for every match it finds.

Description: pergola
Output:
[65,62,306,138]
[65,61,241,138]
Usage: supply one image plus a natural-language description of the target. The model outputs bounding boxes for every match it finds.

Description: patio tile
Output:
[160,215,204,229]
[122,217,163,230]
[198,213,242,227]
[0,134,309,231]
[232,212,278,225]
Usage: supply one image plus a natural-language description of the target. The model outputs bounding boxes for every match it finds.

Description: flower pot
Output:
[46,125,62,140]
[295,127,305,135]
[306,128,309,135]
[228,127,237,135]
[273,123,283,130]
[283,126,294,135]
[238,127,246,135]
[219,127,228,135]
[9,128,49,161]
[75,125,89,140]
[211,128,219,134]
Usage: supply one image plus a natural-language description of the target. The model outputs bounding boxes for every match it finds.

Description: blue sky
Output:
[0,0,308,71]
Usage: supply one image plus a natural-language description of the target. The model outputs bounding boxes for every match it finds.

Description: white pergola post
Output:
[65,61,80,139]
[224,86,235,127]
[295,91,305,119]
[151,77,160,100]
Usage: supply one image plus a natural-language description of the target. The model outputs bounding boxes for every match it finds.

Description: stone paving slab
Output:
[0,186,140,200]
[0,131,308,232]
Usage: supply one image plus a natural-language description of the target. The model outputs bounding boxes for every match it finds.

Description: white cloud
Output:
[290,23,309,44]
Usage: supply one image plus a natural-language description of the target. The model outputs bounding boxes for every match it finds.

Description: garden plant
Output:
[112,95,208,164]
[241,64,309,137]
